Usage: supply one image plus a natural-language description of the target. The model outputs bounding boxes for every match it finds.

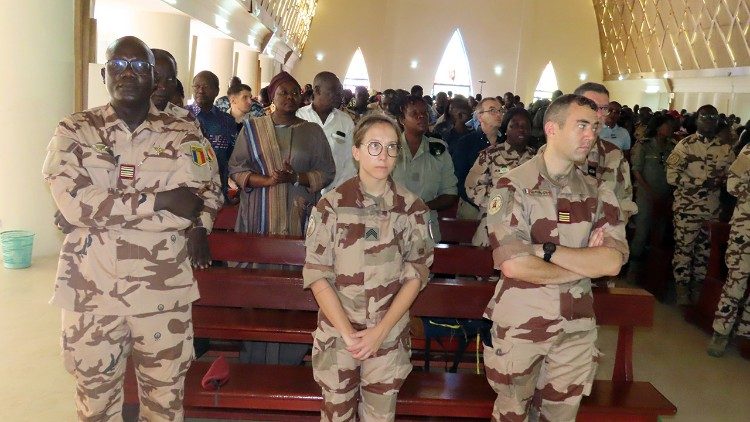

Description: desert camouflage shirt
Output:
[485,150,629,337]
[666,133,736,216]
[465,142,536,211]
[580,137,637,220]
[303,176,434,347]
[42,102,222,315]
[727,144,749,221]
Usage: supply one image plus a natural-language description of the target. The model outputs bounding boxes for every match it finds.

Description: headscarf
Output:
[267,71,300,100]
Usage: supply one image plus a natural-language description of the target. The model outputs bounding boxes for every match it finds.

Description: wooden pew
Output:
[684,220,731,333]
[123,231,675,421]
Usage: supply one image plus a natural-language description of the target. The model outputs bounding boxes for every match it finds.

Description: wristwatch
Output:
[542,242,556,262]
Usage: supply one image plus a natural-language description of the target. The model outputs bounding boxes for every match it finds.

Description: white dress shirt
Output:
[297,105,357,193]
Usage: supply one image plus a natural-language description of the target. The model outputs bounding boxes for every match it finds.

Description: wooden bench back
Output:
[207,231,495,277]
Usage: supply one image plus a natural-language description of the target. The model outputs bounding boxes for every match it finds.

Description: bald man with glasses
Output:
[43,35,222,421]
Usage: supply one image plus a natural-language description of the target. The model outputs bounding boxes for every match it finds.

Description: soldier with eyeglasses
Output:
[304,114,434,421]
[43,36,222,421]
[666,104,736,305]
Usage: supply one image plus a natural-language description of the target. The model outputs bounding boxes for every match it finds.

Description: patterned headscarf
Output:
[267,71,300,100]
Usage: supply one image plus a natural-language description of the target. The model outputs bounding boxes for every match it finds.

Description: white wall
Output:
[0,0,74,258]
[293,0,602,101]
[606,75,750,119]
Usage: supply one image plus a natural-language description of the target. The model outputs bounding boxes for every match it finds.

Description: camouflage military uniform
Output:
[580,137,638,221]
[392,135,458,242]
[629,137,677,258]
[713,144,750,336]
[465,141,535,246]
[666,133,735,303]
[43,103,222,421]
[485,150,628,421]
[303,176,434,422]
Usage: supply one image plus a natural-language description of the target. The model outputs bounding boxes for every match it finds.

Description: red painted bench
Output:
[121,227,675,421]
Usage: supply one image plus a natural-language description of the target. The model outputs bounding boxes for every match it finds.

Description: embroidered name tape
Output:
[523,188,550,196]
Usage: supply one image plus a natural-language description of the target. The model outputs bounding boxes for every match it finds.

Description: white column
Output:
[96,11,191,92]
[236,48,260,94]
[259,54,278,88]
[0,0,74,257]
[193,37,235,98]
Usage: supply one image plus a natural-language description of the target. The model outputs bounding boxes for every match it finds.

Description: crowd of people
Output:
[43,35,749,421]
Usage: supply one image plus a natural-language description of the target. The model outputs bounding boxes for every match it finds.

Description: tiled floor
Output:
[2,256,748,421]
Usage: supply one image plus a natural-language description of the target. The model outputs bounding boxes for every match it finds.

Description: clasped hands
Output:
[341,325,388,361]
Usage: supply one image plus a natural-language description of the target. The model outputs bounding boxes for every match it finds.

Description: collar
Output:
[102,101,163,132]
[187,103,220,116]
[400,133,428,160]
[355,176,395,212]
[535,146,586,192]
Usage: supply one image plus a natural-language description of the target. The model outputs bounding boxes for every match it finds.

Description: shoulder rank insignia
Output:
[488,195,503,215]
[429,141,446,156]
[558,211,570,223]
[191,145,207,166]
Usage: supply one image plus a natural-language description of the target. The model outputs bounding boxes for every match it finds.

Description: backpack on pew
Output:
[421,317,491,373]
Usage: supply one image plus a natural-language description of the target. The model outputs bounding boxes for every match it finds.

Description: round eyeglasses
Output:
[105,59,153,75]
[367,141,400,157]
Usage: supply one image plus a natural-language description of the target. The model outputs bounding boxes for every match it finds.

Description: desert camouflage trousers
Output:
[312,335,412,422]
[484,325,599,422]
[60,303,194,422]
[672,213,713,298]
[713,219,750,337]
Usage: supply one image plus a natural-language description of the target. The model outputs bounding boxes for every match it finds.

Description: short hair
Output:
[313,71,339,88]
[106,36,154,64]
[573,82,609,97]
[352,114,402,148]
[227,83,252,97]
[194,70,219,89]
[476,97,502,112]
[397,95,428,118]
[151,48,177,74]
[355,85,369,95]
[543,94,598,126]
[697,104,717,115]
[410,85,423,95]
[500,107,532,135]
[645,113,675,138]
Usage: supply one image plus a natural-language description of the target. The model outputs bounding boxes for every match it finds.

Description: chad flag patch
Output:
[191,145,207,166]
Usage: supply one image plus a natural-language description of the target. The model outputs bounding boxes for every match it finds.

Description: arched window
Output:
[533,62,559,101]
[343,48,371,91]
[433,29,472,97]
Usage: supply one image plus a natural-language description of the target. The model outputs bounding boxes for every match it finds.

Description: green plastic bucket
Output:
[1,230,35,269]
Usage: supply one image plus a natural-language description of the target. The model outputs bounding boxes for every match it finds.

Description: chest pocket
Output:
[80,152,116,188]
[556,193,596,248]
[137,157,178,191]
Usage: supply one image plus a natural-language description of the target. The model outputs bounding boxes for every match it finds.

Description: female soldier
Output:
[465,107,536,246]
[303,114,435,421]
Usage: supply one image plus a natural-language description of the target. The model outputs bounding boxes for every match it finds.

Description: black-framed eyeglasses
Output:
[105,59,153,75]
[367,141,400,157]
